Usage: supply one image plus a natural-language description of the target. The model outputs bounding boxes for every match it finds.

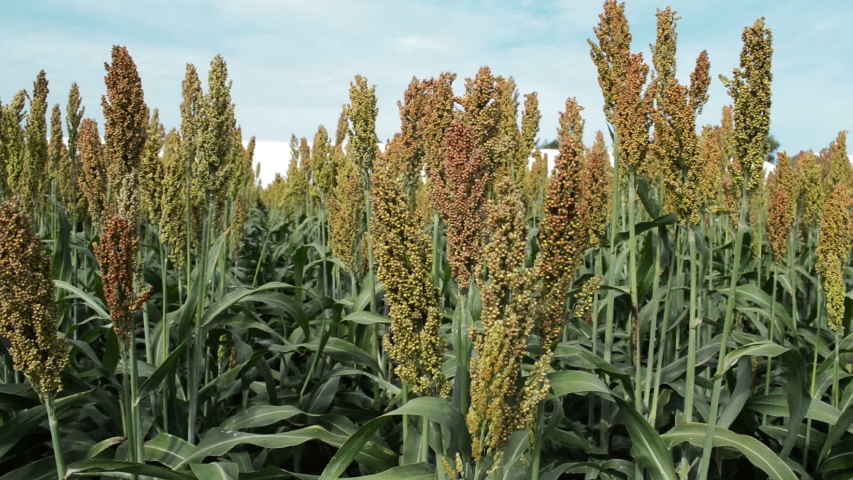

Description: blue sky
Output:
[3,0,851,183]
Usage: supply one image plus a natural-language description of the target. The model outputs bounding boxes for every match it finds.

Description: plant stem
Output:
[529,400,545,480]
[130,336,144,464]
[188,202,212,443]
[680,226,699,479]
[45,394,65,479]
[804,280,822,468]
[627,172,641,414]
[590,249,603,433]
[643,226,664,410]
[160,241,170,432]
[650,228,679,426]
[763,265,778,426]
[697,181,749,480]
[602,130,621,441]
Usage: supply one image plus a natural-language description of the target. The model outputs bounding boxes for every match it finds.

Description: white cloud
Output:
[395,35,449,52]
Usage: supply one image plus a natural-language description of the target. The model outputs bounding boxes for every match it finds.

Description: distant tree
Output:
[540,139,559,149]
[765,133,780,164]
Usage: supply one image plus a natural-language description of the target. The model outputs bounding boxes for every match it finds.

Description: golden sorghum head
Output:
[414,177,432,230]
[194,54,236,211]
[397,77,431,196]
[4,91,28,198]
[697,125,723,215]
[775,151,799,208]
[816,183,853,334]
[280,135,309,218]
[766,173,794,263]
[102,46,149,197]
[820,131,853,196]
[651,7,679,89]
[517,92,541,189]
[299,137,312,184]
[589,0,632,124]
[139,109,165,226]
[22,70,50,211]
[158,129,187,269]
[48,104,63,179]
[431,121,489,291]
[334,107,348,148]
[62,84,87,217]
[720,18,773,194]
[524,147,548,213]
[346,75,379,178]
[468,178,537,463]
[536,98,588,349]
[180,62,203,175]
[689,51,712,114]
[493,76,521,185]
[539,98,585,287]
[328,155,365,275]
[77,118,108,227]
[95,215,152,347]
[313,126,336,196]
[458,67,501,148]
[420,72,457,183]
[574,275,604,324]
[371,145,447,397]
[580,131,612,247]
[654,77,701,225]
[0,199,69,398]
[797,150,825,231]
[613,52,653,173]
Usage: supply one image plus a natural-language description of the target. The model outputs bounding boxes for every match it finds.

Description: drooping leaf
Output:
[661,424,798,480]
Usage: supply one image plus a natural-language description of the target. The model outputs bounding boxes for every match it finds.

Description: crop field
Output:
[1,1,852,479]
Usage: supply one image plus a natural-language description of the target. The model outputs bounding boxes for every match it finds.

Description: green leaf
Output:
[820,404,853,464]
[341,311,391,325]
[86,437,125,459]
[0,391,89,458]
[346,463,435,480]
[612,213,678,247]
[65,460,196,479]
[552,344,631,385]
[175,426,395,472]
[136,339,188,403]
[780,350,810,458]
[1,451,86,480]
[319,397,469,480]
[661,424,798,480]
[301,338,381,373]
[548,371,611,397]
[748,395,851,431]
[145,433,196,469]
[219,405,303,430]
[636,175,661,218]
[200,282,293,328]
[719,341,788,376]
[54,280,110,320]
[613,397,677,480]
[718,283,794,333]
[189,462,238,480]
[718,357,752,429]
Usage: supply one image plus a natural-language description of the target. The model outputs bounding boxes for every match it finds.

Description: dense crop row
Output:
[1,2,852,479]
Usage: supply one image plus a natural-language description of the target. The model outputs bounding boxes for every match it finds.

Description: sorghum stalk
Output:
[816,183,853,409]
[650,228,681,426]
[698,18,772,480]
[95,215,152,467]
[0,199,70,479]
[589,3,631,406]
[346,75,379,314]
